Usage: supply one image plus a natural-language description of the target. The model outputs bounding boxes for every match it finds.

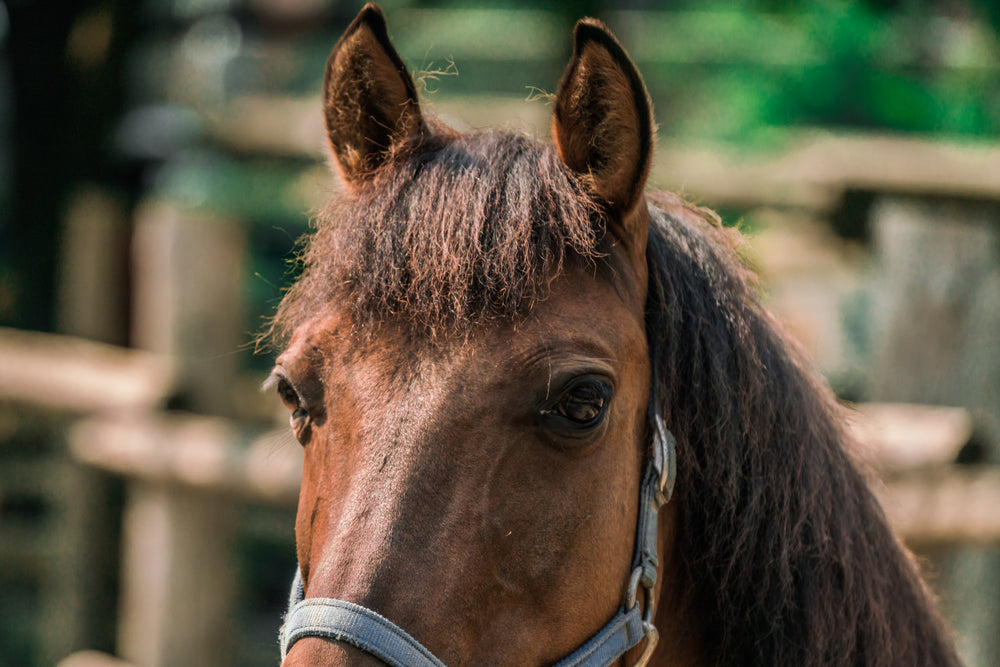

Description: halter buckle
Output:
[651,413,676,506]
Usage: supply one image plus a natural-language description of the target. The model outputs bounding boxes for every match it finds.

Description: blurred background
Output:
[1,0,999,665]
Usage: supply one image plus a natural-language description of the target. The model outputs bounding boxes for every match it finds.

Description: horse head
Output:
[272,4,669,665]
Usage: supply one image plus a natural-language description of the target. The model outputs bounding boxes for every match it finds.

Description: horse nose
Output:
[282,636,388,666]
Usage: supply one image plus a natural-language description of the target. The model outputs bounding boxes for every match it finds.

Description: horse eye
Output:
[276,378,301,411]
[558,387,605,422]
[542,378,612,430]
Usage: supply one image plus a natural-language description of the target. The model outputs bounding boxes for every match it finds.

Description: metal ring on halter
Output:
[636,585,660,667]
[626,566,643,610]
[635,618,660,667]
[625,567,659,667]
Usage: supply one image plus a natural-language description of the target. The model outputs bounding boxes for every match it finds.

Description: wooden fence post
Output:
[117,483,236,667]
[131,200,246,416]
[870,195,1000,667]
[119,200,247,665]
[871,197,1000,422]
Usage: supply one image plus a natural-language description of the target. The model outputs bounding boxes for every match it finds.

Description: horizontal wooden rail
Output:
[0,327,174,414]
[875,466,1000,547]
[69,414,300,507]
[69,404,1000,545]
[193,93,1000,216]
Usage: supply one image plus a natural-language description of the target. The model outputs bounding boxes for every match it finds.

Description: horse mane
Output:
[644,192,961,666]
[268,128,602,344]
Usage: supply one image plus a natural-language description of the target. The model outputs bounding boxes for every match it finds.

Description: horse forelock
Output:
[268,128,605,345]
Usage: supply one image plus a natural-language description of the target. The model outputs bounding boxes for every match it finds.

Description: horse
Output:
[266,4,961,665]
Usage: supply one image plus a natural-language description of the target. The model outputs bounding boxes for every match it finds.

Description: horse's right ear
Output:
[323,3,424,187]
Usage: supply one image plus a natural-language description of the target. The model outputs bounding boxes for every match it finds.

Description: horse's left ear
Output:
[553,19,654,220]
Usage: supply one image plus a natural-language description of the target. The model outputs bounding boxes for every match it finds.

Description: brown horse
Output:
[267,4,961,666]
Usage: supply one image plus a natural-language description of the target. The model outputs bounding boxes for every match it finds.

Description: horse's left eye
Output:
[541,377,613,431]
[557,386,606,423]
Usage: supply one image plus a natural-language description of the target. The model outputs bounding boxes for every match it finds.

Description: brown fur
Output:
[553,19,654,222]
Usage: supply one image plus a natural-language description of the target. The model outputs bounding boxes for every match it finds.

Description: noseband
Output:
[279,410,677,667]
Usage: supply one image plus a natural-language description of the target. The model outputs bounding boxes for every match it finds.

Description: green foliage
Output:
[630,0,1000,142]
[393,1,998,142]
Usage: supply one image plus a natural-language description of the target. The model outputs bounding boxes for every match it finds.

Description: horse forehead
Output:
[290,262,647,390]
[515,262,649,349]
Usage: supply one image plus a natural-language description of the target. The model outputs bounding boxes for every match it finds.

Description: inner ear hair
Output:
[323,3,424,185]
[553,19,653,214]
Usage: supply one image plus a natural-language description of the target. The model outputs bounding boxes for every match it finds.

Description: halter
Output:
[279,410,676,667]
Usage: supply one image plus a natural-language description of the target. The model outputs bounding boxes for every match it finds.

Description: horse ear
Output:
[553,19,654,216]
[323,3,423,186]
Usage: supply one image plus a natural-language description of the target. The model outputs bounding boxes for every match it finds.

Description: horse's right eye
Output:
[275,377,314,445]
[277,378,301,411]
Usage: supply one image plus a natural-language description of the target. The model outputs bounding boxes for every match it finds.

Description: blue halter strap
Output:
[279,414,676,667]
